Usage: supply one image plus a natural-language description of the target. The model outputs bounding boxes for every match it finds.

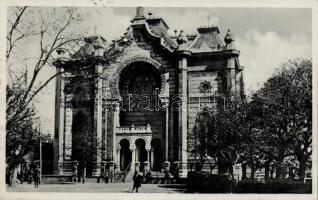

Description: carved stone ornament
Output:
[199,81,212,93]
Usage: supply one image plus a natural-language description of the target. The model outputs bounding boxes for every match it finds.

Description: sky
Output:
[13,7,312,136]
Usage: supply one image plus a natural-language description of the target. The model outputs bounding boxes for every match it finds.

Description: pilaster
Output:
[92,65,103,176]
[112,103,120,164]
[178,56,188,177]
[226,57,236,99]
[53,67,62,174]
[58,72,74,175]
[160,96,170,161]
[58,71,65,165]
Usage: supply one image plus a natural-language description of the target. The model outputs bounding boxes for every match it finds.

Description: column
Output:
[178,56,188,178]
[131,146,136,171]
[64,100,73,161]
[57,70,65,174]
[226,57,236,99]
[112,103,120,164]
[53,68,62,174]
[92,65,103,176]
[150,148,154,170]
[161,97,169,161]
[103,105,107,160]
[61,74,73,175]
[169,107,174,162]
[146,149,150,161]
[116,147,121,170]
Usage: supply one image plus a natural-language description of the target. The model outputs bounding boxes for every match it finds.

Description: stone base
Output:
[91,161,101,177]
[42,175,75,184]
[179,162,188,178]
[58,160,74,175]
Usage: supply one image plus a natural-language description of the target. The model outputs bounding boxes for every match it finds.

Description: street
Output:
[6,183,188,193]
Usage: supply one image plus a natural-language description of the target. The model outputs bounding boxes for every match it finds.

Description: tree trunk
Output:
[249,150,255,180]
[298,155,307,182]
[250,161,255,180]
[242,164,247,179]
[229,163,234,179]
[217,155,227,175]
[275,156,284,180]
[264,160,270,181]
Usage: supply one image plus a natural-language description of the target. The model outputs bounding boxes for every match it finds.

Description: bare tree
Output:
[6,7,86,165]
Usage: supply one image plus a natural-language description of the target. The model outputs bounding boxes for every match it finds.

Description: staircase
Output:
[123,170,134,183]
[113,163,131,183]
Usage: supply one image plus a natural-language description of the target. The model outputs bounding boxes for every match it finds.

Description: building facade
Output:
[53,7,245,177]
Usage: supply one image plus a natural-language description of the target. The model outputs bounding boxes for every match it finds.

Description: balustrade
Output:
[116,124,162,134]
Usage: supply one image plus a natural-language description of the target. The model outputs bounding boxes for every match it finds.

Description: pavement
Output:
[6,182,188,193]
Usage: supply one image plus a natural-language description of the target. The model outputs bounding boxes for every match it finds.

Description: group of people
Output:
[98,168,114,183]
[6,162,40,188]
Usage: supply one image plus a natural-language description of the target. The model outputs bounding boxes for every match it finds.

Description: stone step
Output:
[123,171,134,183]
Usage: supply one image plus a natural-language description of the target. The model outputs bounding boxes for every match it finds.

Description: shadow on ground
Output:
[157,184,188,193]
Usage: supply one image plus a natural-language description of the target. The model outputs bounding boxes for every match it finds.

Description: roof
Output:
[189,26,225,53]
[147,21,178,50]
[72,35,108,59]
[64,8,236,63]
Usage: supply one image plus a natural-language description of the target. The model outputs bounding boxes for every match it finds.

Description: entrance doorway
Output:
[135,139,147,172]
[151,139,162,171]
[72,111,93,176]
[120,139,132,171]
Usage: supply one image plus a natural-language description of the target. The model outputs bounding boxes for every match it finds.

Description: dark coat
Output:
[133,174,142,187]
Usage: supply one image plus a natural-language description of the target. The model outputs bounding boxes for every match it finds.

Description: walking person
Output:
[27,168,33,184]
[33,167,39,188]
[131,172,142,193]
[104,169,109,183]
[81,167,86,184]
[164,169,170,184]
[109,168,113,183]
[8,166,14,186]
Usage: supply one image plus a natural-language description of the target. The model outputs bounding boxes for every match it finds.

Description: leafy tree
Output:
[190,59,311,182]
[190,105,241,178]
[6,84,38,167]
[255,59,312,180]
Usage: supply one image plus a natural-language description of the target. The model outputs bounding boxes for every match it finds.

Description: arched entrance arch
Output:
[118,60,166,128]
[119,139,132,171]
[113,56,167,100]
[135,138,147,172]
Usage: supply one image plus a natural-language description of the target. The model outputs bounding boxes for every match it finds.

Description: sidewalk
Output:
[6,183,187,193]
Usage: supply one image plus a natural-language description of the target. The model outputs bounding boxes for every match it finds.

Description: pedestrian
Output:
[8,166,14,186]
[82,167,86,184]
[100,167,105,183]
[6,164,10,185]
[145,170,152,184]
[27,168,33,184]
[164,170,170,184]
[131,172,142,193]
[109,169,113,183]
[33,168,39,188]
[104,170,109,183]
[19,164,25,184]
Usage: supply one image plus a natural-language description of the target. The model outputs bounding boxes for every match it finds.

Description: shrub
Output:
[234,179,312,193]
[187,171,232,193]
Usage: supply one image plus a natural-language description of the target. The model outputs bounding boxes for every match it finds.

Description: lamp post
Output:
[40,126,42,183]
[36,117,42,184]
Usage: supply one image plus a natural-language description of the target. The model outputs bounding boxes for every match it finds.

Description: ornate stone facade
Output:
[53,7,244,177]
